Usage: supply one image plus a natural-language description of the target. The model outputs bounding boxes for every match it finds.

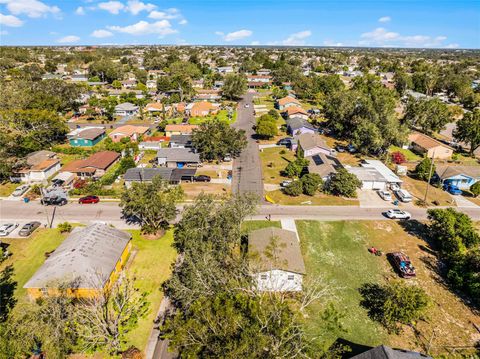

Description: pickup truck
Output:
[390,252,416,278]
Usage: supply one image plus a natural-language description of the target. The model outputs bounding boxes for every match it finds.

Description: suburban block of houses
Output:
[24,223,132,299]
[249,227,305,292]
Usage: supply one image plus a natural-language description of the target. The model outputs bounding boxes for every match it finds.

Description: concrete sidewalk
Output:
[280,218,299,241]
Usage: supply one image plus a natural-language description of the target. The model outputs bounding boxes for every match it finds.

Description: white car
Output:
[0,223,19,237]
[390,183,401,192]
[377,190,392,201]
[385,209,411,220]
[12,184,30,197]
[280,180,292,188]
[244,103,250,108]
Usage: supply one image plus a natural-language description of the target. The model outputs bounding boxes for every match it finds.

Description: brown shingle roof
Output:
[165,124,199,133]
[61,151,120,173]
[408,132,453,151]
[110,125,149,137]
[286,106,308,116]
[277,96,300,106]
[73,127,105,140]
[249,228,306,274]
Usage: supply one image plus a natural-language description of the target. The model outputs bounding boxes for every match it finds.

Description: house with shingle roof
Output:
[249,227,305,292]
[114,102,139,117]
[165,124,198,137]
[60,151,120,178]
[276,96,300,110]
[286,118,316,137]
[157,148,201,168]
[108,125,150,143]
[435,165,480,190]
[285,106,309,120]
[68,127,106,147]
[408,132,453,159]
[124,167,196,187]
[24,223,132,299]
[11,150,61,183]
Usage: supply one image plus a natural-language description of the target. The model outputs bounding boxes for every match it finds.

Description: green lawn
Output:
[0,182,18,197]
[125,230,177,351]
[241,220,281,234]
[388,146,422,162]
[0,229,67,301]
[260,147,296,184]
[296,221,388,347]
[266,190,359,206]
[188,110,236,125]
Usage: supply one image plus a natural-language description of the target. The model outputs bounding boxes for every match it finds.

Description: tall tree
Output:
[120,176,184,234]
[222,73,247,100]
[454,109,480,156]
[404,97,452,134]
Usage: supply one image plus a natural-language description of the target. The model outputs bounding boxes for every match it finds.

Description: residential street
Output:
[3,200,480,229]
[231,92,264,198]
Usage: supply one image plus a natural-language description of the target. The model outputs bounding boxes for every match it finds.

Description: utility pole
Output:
[423,150,436,203]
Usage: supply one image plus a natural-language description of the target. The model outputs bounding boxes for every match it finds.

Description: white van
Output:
[396,189,413,203]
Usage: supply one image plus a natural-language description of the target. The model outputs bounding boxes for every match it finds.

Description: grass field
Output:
[188,110,236,125]
[266,189,359,206]
[241,220,281,234]
[0,228,67,301]
[401,176,454,206]
[0,182,18,197]
[124,230,177,351]
[260,147,296,184]
[388,146,422,162]
[297,220,480,356]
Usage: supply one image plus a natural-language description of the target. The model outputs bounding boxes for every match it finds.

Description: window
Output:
[287,275,295,280]
[41,287,48,296]
[260,274,267,280]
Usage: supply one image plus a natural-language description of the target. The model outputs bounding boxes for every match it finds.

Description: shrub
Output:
[325,169,361,198]
[58,222,72,233]
[283,158,309,178]
[415,157,435,181]
[470,181,480,197]
[301,173,323,196]
[283,180,302,196]
[391,151,406,164]
[359,281,430,333]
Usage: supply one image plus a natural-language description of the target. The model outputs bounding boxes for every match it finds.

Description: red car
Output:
[78,195,100,204]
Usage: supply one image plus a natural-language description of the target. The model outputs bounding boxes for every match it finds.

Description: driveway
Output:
[357,189,390,208]
[231,93,264,199]
[451,194,480,208]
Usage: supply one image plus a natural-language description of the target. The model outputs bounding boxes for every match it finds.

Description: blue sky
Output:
[0,0,479,48]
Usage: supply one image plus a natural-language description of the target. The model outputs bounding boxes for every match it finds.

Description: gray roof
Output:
[298,132,330,151]
[347,166,387,182]
[24,223,131,290]
[436,165,480,180]
[249,228,306,275]
[287,118,315,132]
[170,134,193,146]
[115,102,139,111]
[307,153,339,179]
[352,345,431,359]
[157,148,200,163]
[25,150,57,166]
[124,167,197,182]
[72,127,105,140]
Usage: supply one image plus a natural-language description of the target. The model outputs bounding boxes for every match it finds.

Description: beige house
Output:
[408,132,454,159]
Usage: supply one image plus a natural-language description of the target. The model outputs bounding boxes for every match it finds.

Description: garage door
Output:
[372,181,385,190]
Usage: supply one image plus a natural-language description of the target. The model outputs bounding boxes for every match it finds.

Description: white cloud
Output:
[108,20,177,37]
[57,35,80,44]
[179,19,187,25]
[378,16,391,23]
[283,30,311,45]
[148,8,181,20]
[91,29,113,38]
[75,6,85,15]
[98,1,124,14]
[0,12,24,27]
[126,0,156,15]
[0,0,60,18]
[323,39,344,47]
[216,29,252,42]
[359,27,458,48]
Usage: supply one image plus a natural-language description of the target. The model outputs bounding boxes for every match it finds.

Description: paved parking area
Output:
[0,220,48,239]
[357,189,390,208]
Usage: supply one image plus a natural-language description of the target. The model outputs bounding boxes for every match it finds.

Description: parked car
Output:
[385,209,411,220]
[277,138,293,146]
[12,184,30,197]
[390,183,401,192]
[377,190,392,201]
[79,195,99,204]
[347,144,357,153]
[244,103,250,108]
[443,184,462,195]
[41,196,67,206]
[335,145,345,153]
[223,155,232,162]
[390,252,416,278]
[18,221,41,237]
[0,223,19,237]
[194,175,211,182]
[280,180,292,188]
[395,189,413,203]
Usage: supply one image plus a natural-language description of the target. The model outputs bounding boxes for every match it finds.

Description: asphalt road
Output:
[231,93,264,198]
[3,200,480,229]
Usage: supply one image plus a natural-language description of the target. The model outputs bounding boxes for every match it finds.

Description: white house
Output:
[346,159,402,190]
[114,102,139,117]
[11,151,61,183]
[249,227,305,292]
[297,133,332,157]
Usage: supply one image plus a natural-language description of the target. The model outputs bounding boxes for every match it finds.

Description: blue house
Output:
[435,165,480,190]
[68,127,106,147]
